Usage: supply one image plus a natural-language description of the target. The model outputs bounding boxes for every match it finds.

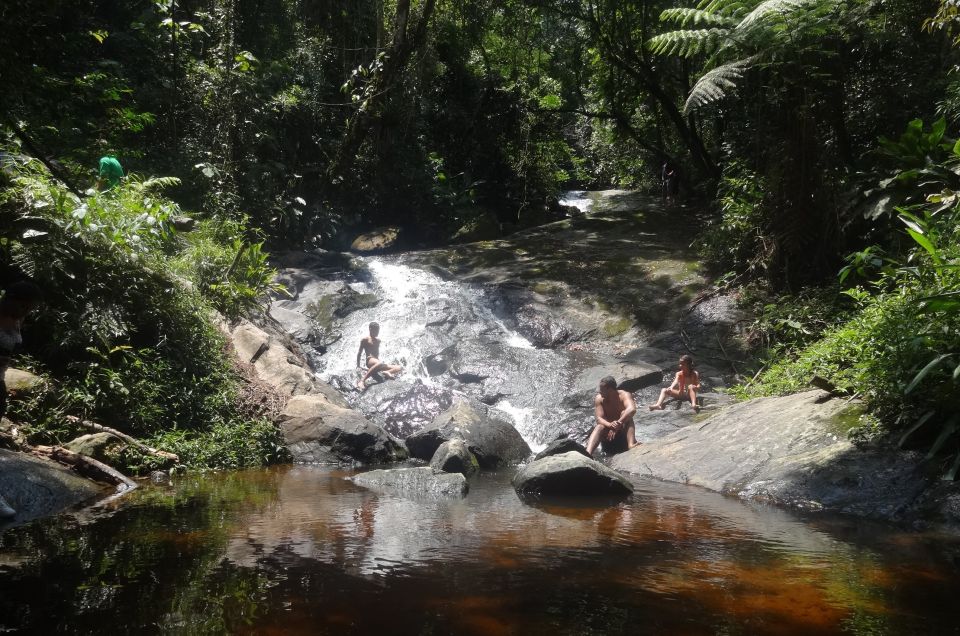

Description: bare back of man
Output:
[586,378,639,457]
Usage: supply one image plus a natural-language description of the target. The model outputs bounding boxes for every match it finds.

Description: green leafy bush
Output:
[698,161,771,276]
[1,161,283,468]
[744,200,960,476]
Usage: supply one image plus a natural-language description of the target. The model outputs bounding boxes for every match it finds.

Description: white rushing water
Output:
[313,258,573,449]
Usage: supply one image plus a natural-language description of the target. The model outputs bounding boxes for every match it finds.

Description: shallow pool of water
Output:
[0,466,958,634]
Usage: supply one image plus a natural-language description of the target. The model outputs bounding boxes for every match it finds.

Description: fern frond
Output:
[647,28,730,58]
[684,59,751,113]
[140,176,183,192]
[737,0,837,30]
[697,0,757,18]
[659,7,738,28]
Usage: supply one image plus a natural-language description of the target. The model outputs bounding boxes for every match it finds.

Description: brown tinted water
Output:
[0,466,958,634]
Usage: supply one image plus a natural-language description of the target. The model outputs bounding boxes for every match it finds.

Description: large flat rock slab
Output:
[610,390,928,519]
[349,466,468,498]
[0,448,107,526]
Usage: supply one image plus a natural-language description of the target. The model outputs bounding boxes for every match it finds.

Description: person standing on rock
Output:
[649,354,701,412]
[356,321,403,390]
[586,376,638,457]
[0,280,42,519]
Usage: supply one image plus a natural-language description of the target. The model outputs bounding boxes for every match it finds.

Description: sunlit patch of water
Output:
[558,190,594,215]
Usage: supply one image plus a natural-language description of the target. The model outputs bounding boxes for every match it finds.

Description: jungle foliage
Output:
[3,0,960,472]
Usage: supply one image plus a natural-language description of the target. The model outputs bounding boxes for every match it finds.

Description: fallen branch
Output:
[64,415,179,463]
[32,445,137,493]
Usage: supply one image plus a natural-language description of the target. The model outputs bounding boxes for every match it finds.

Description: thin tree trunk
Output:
[326,0,437,185]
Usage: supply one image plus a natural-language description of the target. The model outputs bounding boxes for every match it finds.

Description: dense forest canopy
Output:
[2,0,960,472]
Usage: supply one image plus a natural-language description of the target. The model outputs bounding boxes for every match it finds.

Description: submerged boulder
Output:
[0,448,107,525]
[349,466,468,498]
[279,395,407,464]
[512,451,634,497]
[405,400,530,468]
[429,439,479,476]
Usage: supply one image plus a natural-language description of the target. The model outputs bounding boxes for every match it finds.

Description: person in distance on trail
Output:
[649,354,701,412]
[95,155,124,191]
[586,375,638,458]
[660,160,680,204]
[355,321,403,391]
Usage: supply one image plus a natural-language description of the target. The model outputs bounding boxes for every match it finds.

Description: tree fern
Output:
[684,59,752,113]
[737,0,841,31]
[647,28,731,58]
[659,7,738,29]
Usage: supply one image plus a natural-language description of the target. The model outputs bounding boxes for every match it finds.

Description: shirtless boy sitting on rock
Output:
[356,321,403,390]
[586,375,639,457]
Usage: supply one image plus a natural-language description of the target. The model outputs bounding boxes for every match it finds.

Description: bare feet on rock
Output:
[648,404,663,411]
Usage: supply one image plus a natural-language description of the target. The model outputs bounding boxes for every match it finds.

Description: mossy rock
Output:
[4,369,44,396]
[451,208,501,243]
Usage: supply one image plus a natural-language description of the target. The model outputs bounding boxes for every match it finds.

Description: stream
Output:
[1,193,960,633]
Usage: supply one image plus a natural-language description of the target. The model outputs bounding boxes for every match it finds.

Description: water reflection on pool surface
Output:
[0,465,958,634]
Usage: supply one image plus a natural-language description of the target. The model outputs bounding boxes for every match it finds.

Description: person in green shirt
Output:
[96,155,124,191]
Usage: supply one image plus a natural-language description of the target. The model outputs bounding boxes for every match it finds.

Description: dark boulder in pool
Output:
[429,439,479,476]
[405,400,530,468]
[349,467,468,498]
[533,438,590,461]
[278,395,407,464]
[512,452,634,498]
[0,448,107,526]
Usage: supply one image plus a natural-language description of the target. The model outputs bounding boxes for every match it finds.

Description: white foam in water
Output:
[494,400,546,453]
[558,190,593,215]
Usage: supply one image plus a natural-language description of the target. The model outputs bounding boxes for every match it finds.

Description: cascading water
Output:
[316,258,601,451]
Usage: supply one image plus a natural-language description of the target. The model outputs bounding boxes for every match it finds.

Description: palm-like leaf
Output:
[684,59,751,113]
[660,7,738,28]
[647,28,731,58]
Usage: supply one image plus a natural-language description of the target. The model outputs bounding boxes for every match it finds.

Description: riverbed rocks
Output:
[63,432,140,468]
[610,390,929,519]
[351,226,401,253]
[533,438,590,461]
[0,448,107,525]
[406,401,531,468]
[573,358,664,395]
[349,466,468,498]
[229,319,348,407]
[513,451,634,498]
[278,395,407,464]
[3,368,44,397]
[429,439,479,476]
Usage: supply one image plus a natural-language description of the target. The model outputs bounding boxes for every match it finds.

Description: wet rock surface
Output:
[428,439,479,476]
[513,451,634,498]
[278,395,407,464]
[610,390,930,520]
[533,438,590,461]
[406,401,531,468]
[0,448,106,526]
[349,466,468,498]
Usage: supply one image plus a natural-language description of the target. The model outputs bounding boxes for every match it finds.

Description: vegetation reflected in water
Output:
[0,466,958,634]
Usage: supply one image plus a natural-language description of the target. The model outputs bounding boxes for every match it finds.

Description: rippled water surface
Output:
[1,466,958,634]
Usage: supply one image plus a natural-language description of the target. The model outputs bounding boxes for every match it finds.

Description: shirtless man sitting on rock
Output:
[586,375,639,458]
[356,321,403,390]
